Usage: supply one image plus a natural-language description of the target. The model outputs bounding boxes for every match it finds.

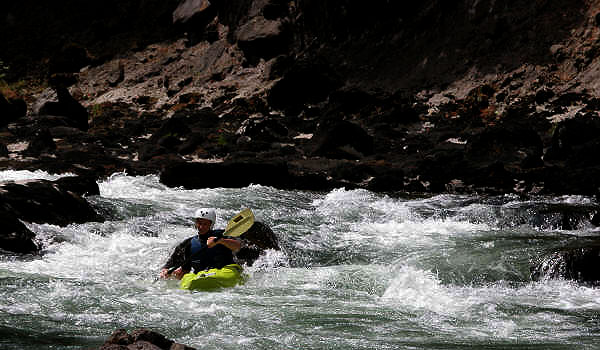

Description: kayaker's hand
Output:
[172,267,185,280]
[159,268,170,279]
[207,236,218,248]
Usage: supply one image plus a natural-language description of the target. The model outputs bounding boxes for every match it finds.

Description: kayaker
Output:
[159,208,241,280]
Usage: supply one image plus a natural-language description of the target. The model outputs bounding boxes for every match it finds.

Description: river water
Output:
[1,171,600,350]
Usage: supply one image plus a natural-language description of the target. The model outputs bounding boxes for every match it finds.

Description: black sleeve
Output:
[162,237,192,270]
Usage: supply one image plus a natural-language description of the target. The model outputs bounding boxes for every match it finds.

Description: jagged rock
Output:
[235,16,289,64]
[172,0,212,24]
[97,329,195,350]
[0,178,103,227]
[237,115,288,143]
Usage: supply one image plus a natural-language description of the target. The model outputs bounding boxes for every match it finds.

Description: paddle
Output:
[165,208,255,275]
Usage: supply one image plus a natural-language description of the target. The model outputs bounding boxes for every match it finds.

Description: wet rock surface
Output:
[97,328,196,350]
[0,175,102,254]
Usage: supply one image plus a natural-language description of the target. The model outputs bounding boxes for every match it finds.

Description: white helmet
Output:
[194,208,216,229]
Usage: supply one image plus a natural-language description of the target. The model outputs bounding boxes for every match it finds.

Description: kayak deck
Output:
[180,264,245,291]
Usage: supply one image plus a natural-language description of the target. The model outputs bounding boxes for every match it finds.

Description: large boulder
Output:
[236,221,280,266]
[0,177,102,227]
[235,16,289,64]
[0,176,101,254]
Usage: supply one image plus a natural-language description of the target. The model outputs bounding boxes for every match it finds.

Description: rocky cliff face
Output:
[1,0,600,197]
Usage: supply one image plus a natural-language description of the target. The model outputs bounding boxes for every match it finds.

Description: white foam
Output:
[0,169,76,182]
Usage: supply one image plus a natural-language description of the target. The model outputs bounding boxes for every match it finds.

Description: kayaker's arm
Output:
[160,238,192,278]
[208,236,241,253]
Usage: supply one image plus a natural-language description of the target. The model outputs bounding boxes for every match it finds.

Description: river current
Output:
[1,171,600,349]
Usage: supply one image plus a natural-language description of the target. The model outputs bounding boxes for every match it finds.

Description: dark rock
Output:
[465,121,543,169]
[160,160,290,189]
[177,132,206,155]
[38,87,89,131]
[54,175,100,196]
[138,143,169,162]
[48,43,91,75]
[263,0,290,20]
[105,329,133,346]
[97,328,195,350]
[237,116,288,143]
[0,207,38,254]
[150,117,192,144]
[48,126,87,139]
[0,143,8,157]
[24,128,56,157]
[0,179,103,227]
[107,61,125,87]
[0,92,27,127]
[175,107,219,129]
[534,88,555,104]
[130,329,173,350]
[267,59,341,114]
[330,162,373,183]
[237,221,280,266]
[367,166,405,192]
[264,55,293,80]
[531,243,600,286]
[173,0,212,24]
[311,120,373,159]
[235,16,289,64]
[545,114,600,166]
[244,221,279,250]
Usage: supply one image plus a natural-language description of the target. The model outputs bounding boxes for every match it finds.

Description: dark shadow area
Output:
[0,0,181,80]
[295,0,587,92]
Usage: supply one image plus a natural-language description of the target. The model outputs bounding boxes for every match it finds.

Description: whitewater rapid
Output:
[1,171,599,349]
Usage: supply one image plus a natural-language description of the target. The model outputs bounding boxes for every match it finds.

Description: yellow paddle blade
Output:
[224,208,254,237]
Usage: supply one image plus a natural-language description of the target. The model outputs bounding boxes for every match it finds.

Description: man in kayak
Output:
[159,208,241,280]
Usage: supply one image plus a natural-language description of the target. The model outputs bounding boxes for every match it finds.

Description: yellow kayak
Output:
[180,264,246,291]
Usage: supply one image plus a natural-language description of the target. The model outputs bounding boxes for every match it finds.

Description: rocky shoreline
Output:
[1,0,600,305]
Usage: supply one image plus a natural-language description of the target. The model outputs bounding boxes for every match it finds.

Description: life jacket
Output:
[189,229,234,271]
